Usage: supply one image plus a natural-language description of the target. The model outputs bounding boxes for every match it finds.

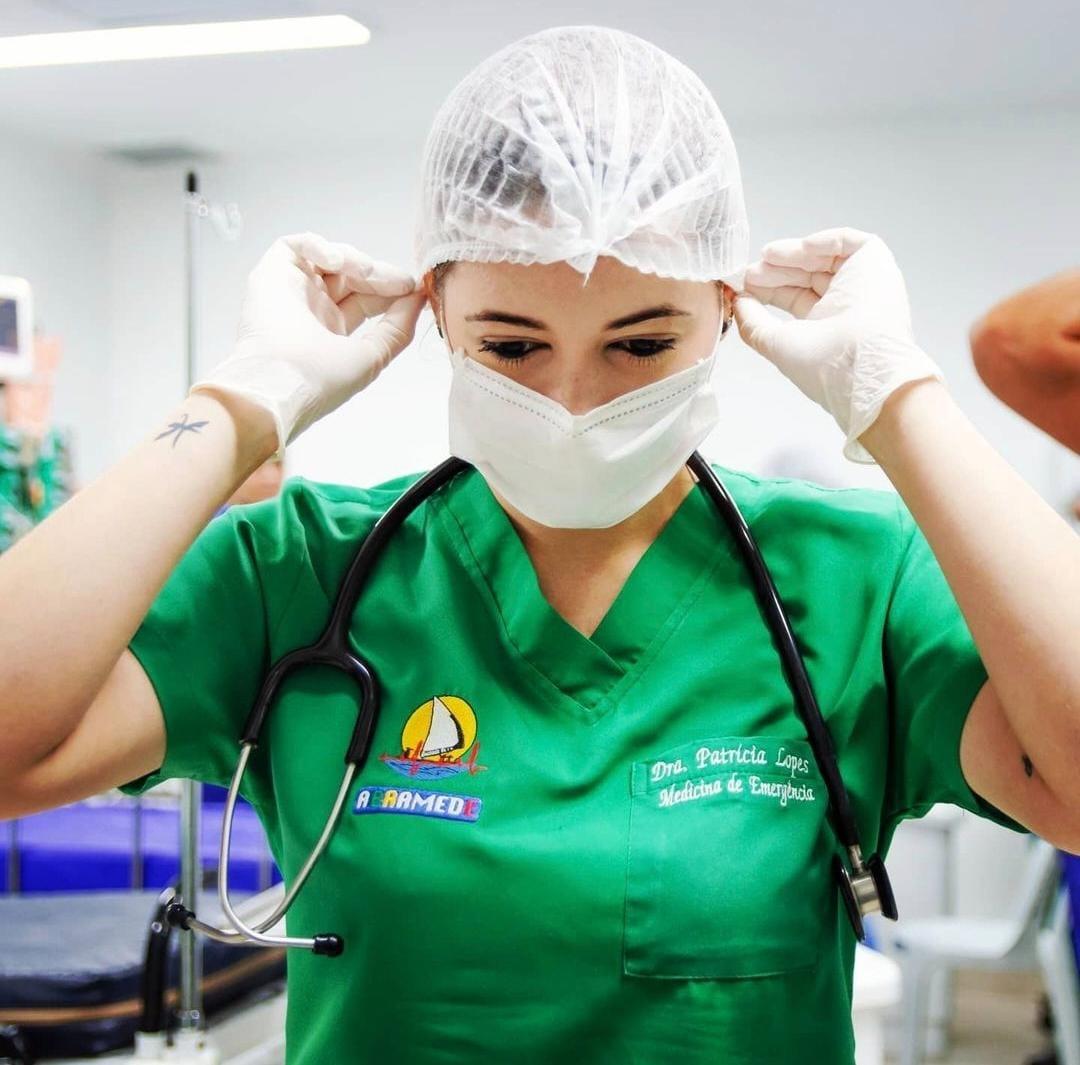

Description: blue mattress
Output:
[1,801,281,894]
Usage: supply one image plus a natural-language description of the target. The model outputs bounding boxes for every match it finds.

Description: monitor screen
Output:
[0,296,17,356]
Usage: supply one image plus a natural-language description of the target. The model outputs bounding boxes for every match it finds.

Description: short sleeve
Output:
[882,497,1030,836]
[116,495,302,807]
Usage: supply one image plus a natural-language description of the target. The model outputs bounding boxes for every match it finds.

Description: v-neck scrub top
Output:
[119,461,1029,1065]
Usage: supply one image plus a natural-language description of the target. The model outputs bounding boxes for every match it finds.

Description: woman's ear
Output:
[421,270,445,339]
[719,282,736,337]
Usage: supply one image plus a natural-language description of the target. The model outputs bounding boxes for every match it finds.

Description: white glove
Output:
[190,232,426,460]
[733,227,946,463]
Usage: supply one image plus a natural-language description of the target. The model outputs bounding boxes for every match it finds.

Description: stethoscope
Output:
[165,451,898,956]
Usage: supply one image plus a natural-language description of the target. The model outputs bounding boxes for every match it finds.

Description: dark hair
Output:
[421,261,455,337]
[429,260,455,301]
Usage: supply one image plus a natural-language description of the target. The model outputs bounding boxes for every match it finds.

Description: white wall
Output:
[0,126,112,483]
[63,105,1080,917]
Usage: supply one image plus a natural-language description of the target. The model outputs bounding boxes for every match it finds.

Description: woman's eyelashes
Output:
[477,338,678,364]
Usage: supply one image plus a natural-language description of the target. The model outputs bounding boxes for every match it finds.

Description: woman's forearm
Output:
[859,376,1080,804]
[0,389,276,778]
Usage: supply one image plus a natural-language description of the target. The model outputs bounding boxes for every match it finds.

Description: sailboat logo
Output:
[379,695,488,780]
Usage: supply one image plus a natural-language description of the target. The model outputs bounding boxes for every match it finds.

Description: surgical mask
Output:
[446,345,722,528]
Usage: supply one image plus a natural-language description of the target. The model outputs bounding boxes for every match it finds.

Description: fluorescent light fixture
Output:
[0,15,370,69]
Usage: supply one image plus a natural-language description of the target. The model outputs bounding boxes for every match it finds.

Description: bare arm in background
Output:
[969,267,1080,455]
[0,392,276,817]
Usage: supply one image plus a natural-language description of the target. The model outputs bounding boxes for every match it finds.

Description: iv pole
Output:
[175,169,242,1056]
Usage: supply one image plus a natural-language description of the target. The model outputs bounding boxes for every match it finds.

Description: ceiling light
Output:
[0,15,370,69]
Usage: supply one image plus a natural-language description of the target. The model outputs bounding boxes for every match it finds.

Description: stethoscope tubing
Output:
[686,454,861,858]
[168,453,890,954]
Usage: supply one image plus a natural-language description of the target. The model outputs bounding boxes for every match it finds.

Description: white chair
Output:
[1037,881,1080,1065]
[853,941,903,1065]
[889,836,1062,1065]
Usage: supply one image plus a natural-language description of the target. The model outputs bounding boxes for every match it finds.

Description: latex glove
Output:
[734,227,946,463]
[190,232,426,460]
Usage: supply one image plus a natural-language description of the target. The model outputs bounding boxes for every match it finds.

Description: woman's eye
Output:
[614,338,677,360]
[476,337,678,364]
[478,340,537,362]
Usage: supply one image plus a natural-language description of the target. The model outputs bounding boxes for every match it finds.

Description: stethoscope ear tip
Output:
[165,900,195,931]
[313,933,345,957]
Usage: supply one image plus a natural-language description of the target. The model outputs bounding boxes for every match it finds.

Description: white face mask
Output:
[446,344,721,528]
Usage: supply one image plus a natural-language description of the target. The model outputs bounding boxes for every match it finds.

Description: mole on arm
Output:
[1021,753,1034,778]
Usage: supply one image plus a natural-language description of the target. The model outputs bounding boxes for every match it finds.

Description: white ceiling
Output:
[0,0,1078,161]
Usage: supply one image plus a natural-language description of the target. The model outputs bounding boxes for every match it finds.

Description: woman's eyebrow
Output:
[464,303,693,330]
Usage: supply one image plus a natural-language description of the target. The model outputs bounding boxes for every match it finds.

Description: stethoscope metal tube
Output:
[167,452,896,954]
[218,749,356,954]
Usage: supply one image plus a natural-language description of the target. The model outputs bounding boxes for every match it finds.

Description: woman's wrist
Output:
[855,376,952,466]
[184,389,280,477]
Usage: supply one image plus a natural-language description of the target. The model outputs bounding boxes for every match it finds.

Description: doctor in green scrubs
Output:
[4,24,1080,1065]
[115,393,1033,1064]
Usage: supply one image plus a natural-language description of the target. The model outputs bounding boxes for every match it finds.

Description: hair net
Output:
[413,24,749,287]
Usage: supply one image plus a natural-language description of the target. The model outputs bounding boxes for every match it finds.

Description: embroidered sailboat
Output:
[379,695,488,780]
[417,696,463,760]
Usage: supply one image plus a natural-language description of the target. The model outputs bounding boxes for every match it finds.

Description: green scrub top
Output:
[119,461,1029,1064]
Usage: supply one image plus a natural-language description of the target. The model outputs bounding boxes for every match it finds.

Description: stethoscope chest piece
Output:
[833,850,898,942]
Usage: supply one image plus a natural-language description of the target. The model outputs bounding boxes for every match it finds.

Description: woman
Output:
[2,24,1078,1065]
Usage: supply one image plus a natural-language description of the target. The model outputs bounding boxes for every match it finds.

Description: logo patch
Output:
[379,694,487,779]
[353,695,487,822]
[354,786,482,823]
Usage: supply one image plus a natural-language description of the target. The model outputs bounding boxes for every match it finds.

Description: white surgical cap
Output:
[413,24,749,287]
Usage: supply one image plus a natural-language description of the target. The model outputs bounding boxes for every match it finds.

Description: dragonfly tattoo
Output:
[156,412,209,448]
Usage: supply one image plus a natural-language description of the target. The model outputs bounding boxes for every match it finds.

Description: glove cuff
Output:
[842,336,946,464]
[190,356,318,462]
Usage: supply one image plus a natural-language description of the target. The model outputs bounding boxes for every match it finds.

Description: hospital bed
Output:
[0,795,287,1062]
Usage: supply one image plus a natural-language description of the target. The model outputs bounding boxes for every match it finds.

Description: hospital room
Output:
[1,1,1079,1062]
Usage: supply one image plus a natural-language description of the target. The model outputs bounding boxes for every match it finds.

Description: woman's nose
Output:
[545,356,611,414]
[550,380,609,415]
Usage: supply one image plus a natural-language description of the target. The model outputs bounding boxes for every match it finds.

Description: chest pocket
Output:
[623,734,836,980]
